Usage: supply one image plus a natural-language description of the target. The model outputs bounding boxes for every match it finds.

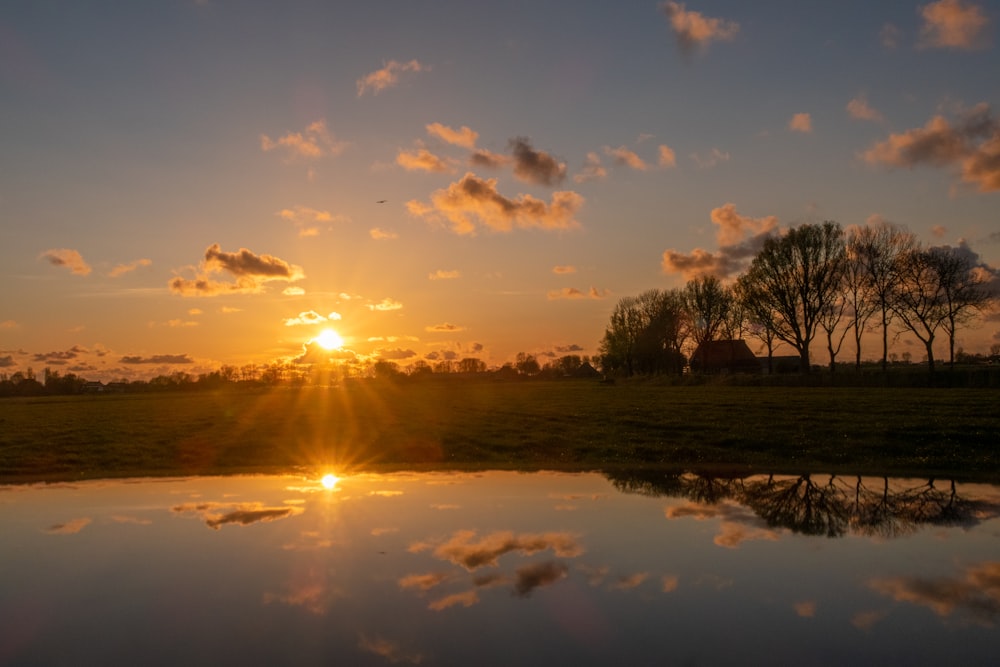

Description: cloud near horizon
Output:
[407,172,583,235]
[660,1,740,55]
[661,203,779,278]
[39,248,91,276]
[169,244,305,297]
[356,59,429,96]
[120,354,194,364]
[863,103,1000,192]
[547,287,611,300]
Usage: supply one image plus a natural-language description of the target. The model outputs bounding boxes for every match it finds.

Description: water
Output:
[2,470,998,665]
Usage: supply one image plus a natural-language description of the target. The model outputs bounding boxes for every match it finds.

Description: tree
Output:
[515,352,540,376]
[741,221,846,373]
[891,248,949,372]
[457,357,486,374]
[849,222,917,372]
[841,241,880,370]
[735,274,781,374]
[683,275,733,347]
[599,289,686,377]
[926,243,995,366]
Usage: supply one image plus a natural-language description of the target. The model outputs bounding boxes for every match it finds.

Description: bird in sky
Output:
[376,199,387,204]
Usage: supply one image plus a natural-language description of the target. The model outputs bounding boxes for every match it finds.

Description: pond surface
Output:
[2,470,999,665]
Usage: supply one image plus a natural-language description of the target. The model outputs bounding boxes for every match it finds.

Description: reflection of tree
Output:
[606,469,1000,539]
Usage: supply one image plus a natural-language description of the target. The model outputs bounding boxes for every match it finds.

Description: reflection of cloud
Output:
[918,0,991,50]
[869,561,1000,626]
[45,518,91,534]
[666,500,780,549]
[794,601,817,618]
[358,634,425,664]
[660,1,740,55]
[172,502,303,530]
[39,248,91,276]
[399,572,451,591]
[407,172,583,235]
[851,610,887,631]
[611,572,649,591]
[412,530,583,571]
[513,561,568,598]
[428,589,479,611]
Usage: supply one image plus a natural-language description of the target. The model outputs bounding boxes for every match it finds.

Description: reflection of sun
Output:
[321,474,340,490]
[315,329,343,350]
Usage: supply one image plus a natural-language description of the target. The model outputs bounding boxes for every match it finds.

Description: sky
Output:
[2,0,999,380]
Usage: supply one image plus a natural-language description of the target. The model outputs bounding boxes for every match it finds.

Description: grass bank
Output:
[1,379,997,483]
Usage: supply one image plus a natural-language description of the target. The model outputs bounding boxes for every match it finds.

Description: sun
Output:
[315,328,343,350]
[320,474,340,490]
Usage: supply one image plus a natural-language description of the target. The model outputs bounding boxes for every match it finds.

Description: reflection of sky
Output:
[1,472,999,665]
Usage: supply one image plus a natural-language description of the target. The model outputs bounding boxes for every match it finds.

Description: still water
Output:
[2,470,999,665]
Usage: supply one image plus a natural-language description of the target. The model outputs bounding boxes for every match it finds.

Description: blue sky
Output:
[2,1,998,379]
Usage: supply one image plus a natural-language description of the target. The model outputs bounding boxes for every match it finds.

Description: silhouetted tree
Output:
[515,352,540,375]
[683,275,733,347]
[741,222,846,373]
[600,289,686,376]
[891,247,950,372]
[927,243,995,366]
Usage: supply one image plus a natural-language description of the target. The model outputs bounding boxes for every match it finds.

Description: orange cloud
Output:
[260,119,347,161]
[862,103,1000,192]
[370,227,398,240]
[847,95,884,122]
[469,148,510,170]
[870,561,1000,625]
[39,248,91,276]
[396,147,452,173]
[547,287,611,300]
[658,144,677,167]
[277,206,340,237]
[169,244,304,297]
[789,112,813,133]
[45,518,91,534]
[368,297,403,312]
[552,265,577,274]
[425,323,465,332]
[661,1,740,55]
[398,572,451,591]
[426,122,478,149]
[428,590,479,611]
[283,311,327,326]
[605,145,649,171]
[918,0,991,50]
[573,151,607,183]
[356,59,429,96]
[662,203,779,278]
[407,172,583,235]
[421,530,583,571]
[428,269,460,280]
[108,258,152,277]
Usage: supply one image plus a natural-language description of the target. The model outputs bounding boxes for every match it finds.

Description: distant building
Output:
[82,381,105,393]
[690,340,760,374]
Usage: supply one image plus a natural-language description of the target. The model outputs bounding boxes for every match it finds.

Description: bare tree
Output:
[683,275,733,346]
[842,241,880,370]
[735,273,782,374]
[891,248,950,372]
[849,222,917,372]
[741,222,846,373]
[927,243,995,366]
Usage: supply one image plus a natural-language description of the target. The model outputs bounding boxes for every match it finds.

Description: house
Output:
[690,340,760,374]
[82,381,105,393]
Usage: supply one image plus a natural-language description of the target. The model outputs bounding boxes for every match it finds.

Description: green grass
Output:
[1,379,997,482]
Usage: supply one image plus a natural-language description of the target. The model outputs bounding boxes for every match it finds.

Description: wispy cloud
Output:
[660,1,740,56]
[39,248,91,276]
[370,227,398,240]
[277,206,341,237]
[407,173,583,235]
[918,0,991,50]
[120,354,193,364]
[356,59,429,96]
[789,112,813,133]
[605,145,649,171]
[573,151,607,183]
[552,265,576,275]
[547,287,610,300]
[260,119,348,161]
[425,322,465,332]
[847,95,884,122]
[283,311,328,326]
[426,122,478,149]
[368,298,403,312]
[658,144,677,167]
[428,269,460,280]
[108,258,152,277]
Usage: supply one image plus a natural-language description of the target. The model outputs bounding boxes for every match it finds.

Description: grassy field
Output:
[1,379,998,483]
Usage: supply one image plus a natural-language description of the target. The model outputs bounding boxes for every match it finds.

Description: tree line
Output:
[599,220,997,376]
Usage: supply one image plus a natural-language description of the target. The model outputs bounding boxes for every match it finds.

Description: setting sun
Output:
[315,329,344,351]
[320,474,340,490]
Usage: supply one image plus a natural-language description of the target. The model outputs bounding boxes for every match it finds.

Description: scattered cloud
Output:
[169,244,305,297]
[662,575,679,593]
[428,590,480,611]
[794,601,817,618]
[426,322,465,332]
[357,635,424,664]
[283,311,327,326]
[862,103,1000,192]
[396,147,453,173]
[573,151,607,183]
[370,227,398,240]
[870,560,1000,626]
[658,144,677,167]
[283,287,306,296]
[368,297,403,312]
[375,347,417,361]
[552,265,576,274]
[547,287,611,300]
[39,248,91,276]
[108,258,152,277]
[410,530,583,571]
[426,122,478,149]
[789,112,813,133]
[407,172,583,235]
[33,345,87,365]
[469,148,510,170]
[120,354,194,364]
[0,356,14,368]
[172,502,303,530]
[45,518,91,535]
[881,23,903,49]
[931,224,948,238]
[509,137,567,186]
[513,561,569,598]
[690,148,731,169]
[428,269,460,280]
[277,206,341,237]
[605,145,649,171]
[662,203,779,279]
[356,59,429,96]
[847,95,884,122]
[261,119,348,161]
[918,0,991,50]
[660,1,740,55]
